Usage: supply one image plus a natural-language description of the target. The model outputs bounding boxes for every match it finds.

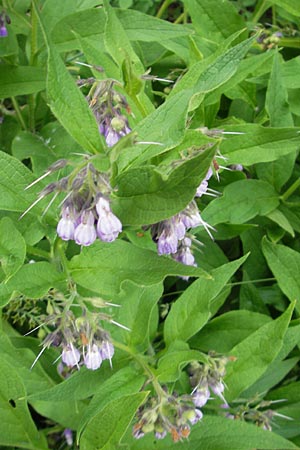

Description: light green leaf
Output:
[220,124,300,165]
[170,35,256,98]
[189,310,271,353]
[33,2,104,155]
[0,262,65,307]
[266,208,294,236]
[203,180,279,226]
[0,217,26,280]
[0,66,45,98]
[80,392,147,450]
[256,151,296,192]
[224,303,294,401]
[164,255,248,346]
[272,0,300,16]
[156,341,207,383]
[115,281,163,351]
[70,240,210,297]
[0,358,47,450]
[262,238,300,310]
[186,0,245,42]
[266,52,293,127]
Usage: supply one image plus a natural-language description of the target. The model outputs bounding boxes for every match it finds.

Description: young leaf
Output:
[0,66,45,98]
[164,255,248,346]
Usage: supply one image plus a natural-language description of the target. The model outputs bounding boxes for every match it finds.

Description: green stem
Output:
[229,277,276,287]
[174,12,184,24]
[28,0,38,131]
[278,37,300,49]
[11,97,27,130]
[26,245,51,260]
[156,0,172,19]
[280,178,300,201]
[252,0,268,24]
[55,240,74,290]
[113,341,165,398]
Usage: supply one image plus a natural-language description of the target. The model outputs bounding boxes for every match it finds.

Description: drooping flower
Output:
[61,344,80,368]
[96,197,122,242]
[74,210,97,246]
[83,344,102,370]
[57,205,78,241]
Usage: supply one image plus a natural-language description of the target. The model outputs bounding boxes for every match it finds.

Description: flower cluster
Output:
[223,397,291,431]
[189,355,230,407]
[133,390,203,442]
[23,159,122,247]
[0,11,10,37]
[30,296,124,372]
[88,80,131,147]
[150,199,214,269]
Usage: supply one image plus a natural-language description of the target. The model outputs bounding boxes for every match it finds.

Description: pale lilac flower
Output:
[155,431,167,439]
[62,344,80,367]
[63,429,73,446]
[84,344,102,370]
[172,215,186,240]
[0,25,7,37]
[157,228,178,255]
[57,206,77,241]
[97,212,122,242]
[189,408,203,425]
[193,385,210,408]
[74,211,97,246]
[99,340,114,361]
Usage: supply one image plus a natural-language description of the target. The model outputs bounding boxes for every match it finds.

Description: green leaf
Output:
[220,124,300,165]
[186,0,245,43]
[0,358,47,450]
[77,367,145,440]
[189,310,271,353]
[0,66,45,98]
[33,2,104,155]
[256,151,296,192]
[0,217,26,280]
[262,238,300,311]
[80,392,147,450]
[170,34,256,98]
[128,415,297,449]
[0,262,65,307]
[114,145,216,225]
[266,208,294,237]
[114,281,163,351]
[224,302,294,401]
[203,180,279,226]
[70,240,210,297]
[156,340,208,383]
[272,0,300,16]
[266,52,293,127]
[0,151,39,213]
[164,255,248,346]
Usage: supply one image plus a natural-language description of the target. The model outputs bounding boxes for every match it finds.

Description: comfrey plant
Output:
[0,10,10,37]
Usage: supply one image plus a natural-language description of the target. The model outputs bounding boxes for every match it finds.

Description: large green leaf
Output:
[0,66,45,98]
[220,125,300,165]
[0,217,26,280]
[262,238,300,311]
[33,2,104,155]
[0,358,47,449]
[70,240,210,297]
[224,303,294,401]
[164,255,248,345]
[114,145,216,225]
[80,392,147,450]
[203,180,279,226]
[186,0,245,42]
[128,415,297,449]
